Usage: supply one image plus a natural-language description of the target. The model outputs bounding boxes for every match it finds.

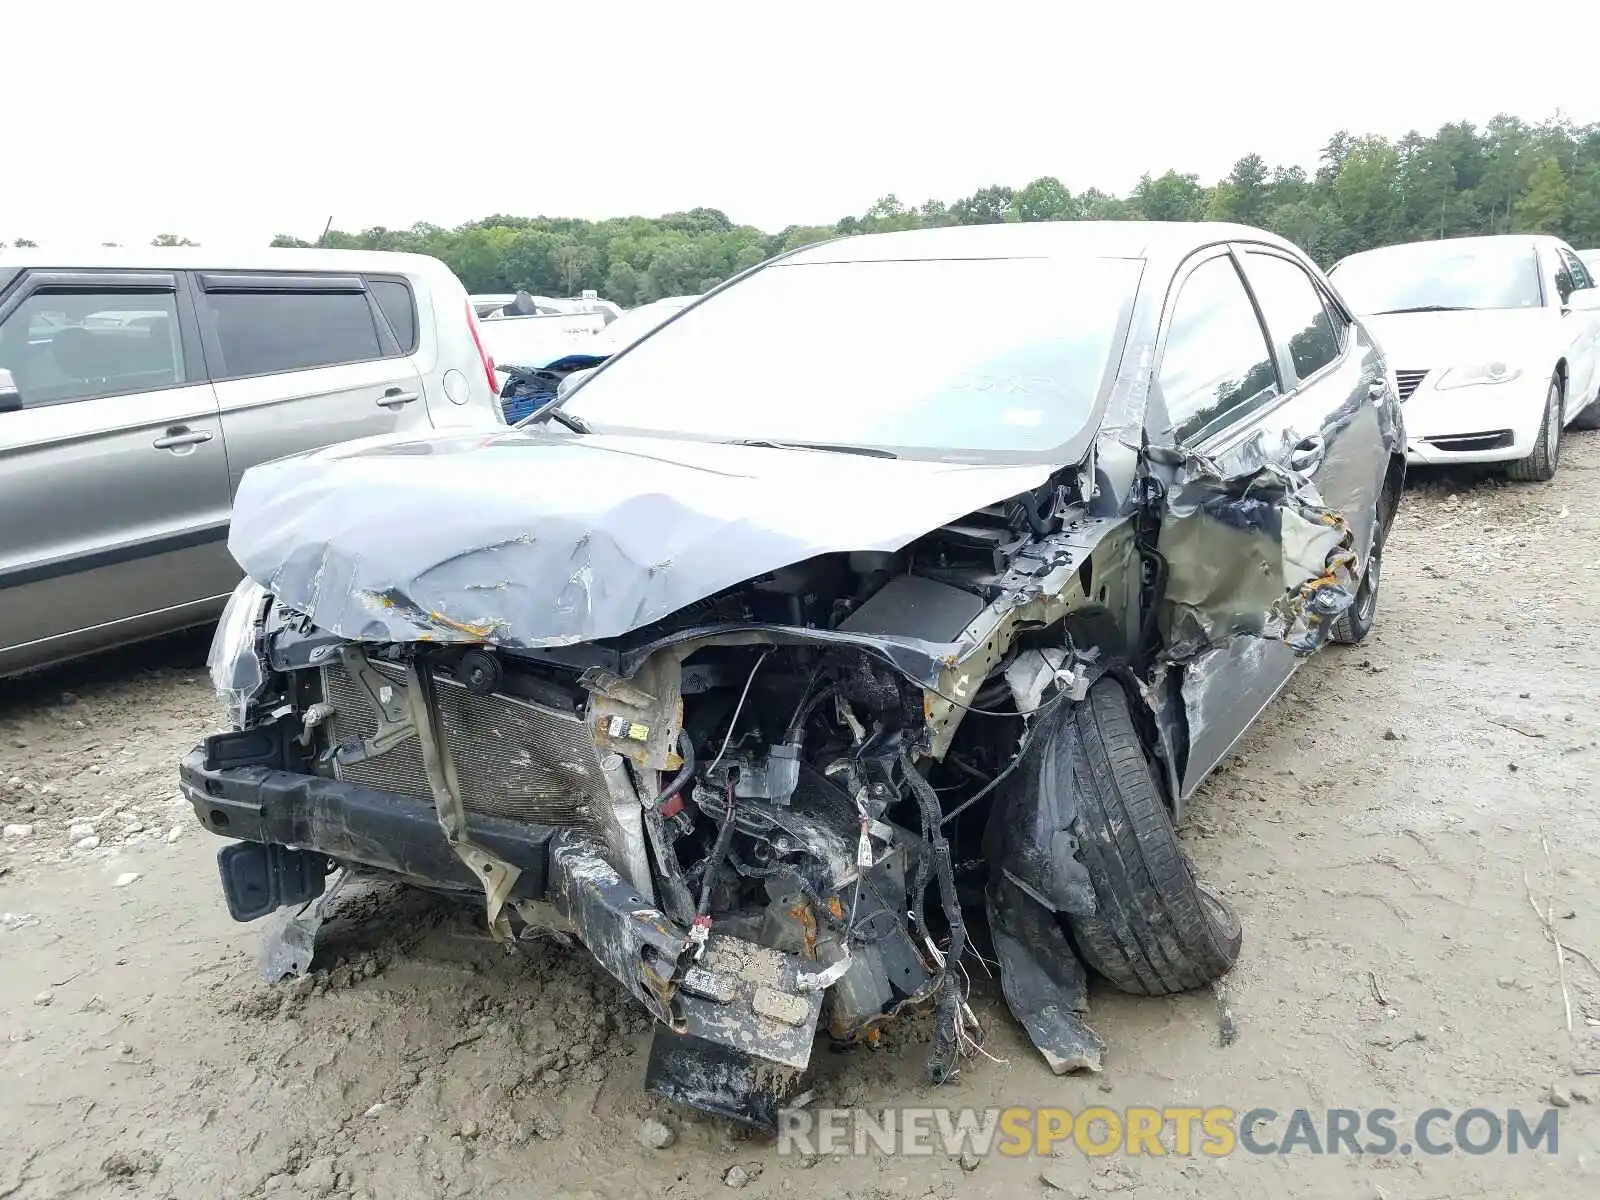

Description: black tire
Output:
[1331,500,1389,646]
[1506,376,1563,482]
[1064,679,1243,995]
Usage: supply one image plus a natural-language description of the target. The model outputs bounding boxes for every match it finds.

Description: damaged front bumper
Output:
[180,740,821,1125]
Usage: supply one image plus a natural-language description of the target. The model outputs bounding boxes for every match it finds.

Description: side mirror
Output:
[1565,286,1600,312]
[0,368,20,414]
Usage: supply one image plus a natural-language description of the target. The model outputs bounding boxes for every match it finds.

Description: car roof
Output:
[781,220,1298,265]
[0,245,451,275]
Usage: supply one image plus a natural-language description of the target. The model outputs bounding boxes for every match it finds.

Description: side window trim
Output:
[170,271,208,383]
[197,272,365,294]
[365,273,419,355]
[17,270,178,291]
[1153,246,1283,447]
[191,271,400,383]
[1542,246,1568,305]
[187,270,226,381]
[1558,246,1592,294]
[0,269,203,409]
[1233,243,1351,391]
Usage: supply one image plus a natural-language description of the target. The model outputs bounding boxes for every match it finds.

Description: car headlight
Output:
[1434,361,1523,391]
[209,578,271,726]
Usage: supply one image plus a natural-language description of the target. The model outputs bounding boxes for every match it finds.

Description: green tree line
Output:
[10,115,1600,301]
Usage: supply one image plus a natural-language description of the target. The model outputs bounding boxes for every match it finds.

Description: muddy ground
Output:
[4,435,1600,1200]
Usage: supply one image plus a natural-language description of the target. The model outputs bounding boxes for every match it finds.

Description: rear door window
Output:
[1558,246,1592,292]
[1240,251,1343,385]
[368,279,418,354]
[197,283,384,379]
[0,285,186,408]
[1158,254,1280,443]
[1553,250,1577,304]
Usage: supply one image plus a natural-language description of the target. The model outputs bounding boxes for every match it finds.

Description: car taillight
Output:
[464,300,497,395]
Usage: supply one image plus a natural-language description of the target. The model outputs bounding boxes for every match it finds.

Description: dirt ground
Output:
[4,434,1600,1200]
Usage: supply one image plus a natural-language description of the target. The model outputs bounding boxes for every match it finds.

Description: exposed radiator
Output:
[320,660,608,832]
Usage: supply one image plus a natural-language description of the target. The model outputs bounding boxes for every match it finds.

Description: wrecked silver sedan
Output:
[185,221,1403,1125]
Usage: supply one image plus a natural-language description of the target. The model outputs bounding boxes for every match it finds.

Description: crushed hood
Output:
[227,429,1054,647]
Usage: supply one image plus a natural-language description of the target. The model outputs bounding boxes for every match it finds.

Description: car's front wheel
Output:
[1063,679,1243,996]
[1506,375,1563,482]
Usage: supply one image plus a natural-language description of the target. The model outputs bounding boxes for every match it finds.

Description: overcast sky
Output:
[11,2,1600,247]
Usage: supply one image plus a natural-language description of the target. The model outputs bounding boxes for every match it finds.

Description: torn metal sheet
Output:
[404,659,522,941]
[226,428,1052,649]
[259,869,349,983]
[1149,452,1364,798]
[985,877,1104,1074]
[1158,455,1359,659]
[1004,647,1072,714]
[980,682,1107,1074]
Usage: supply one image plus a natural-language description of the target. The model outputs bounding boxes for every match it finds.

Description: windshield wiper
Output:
[734,438,898,459]
[1369,304,1472,315]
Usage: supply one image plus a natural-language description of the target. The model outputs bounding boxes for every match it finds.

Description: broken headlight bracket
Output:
[329,645,416,768]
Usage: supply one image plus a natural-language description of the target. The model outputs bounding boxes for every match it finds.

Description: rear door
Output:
[1232,244,1387,557]
[1151,248,1299,797]
[1553,245,1600,414]
[195,272,428,494]
[0,270,235,670]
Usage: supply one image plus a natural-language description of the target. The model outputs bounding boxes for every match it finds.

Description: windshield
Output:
[1329,241,1543,314]
[560,256,1141,459]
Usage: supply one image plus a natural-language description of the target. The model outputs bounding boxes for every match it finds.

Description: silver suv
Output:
[0,247,506,676]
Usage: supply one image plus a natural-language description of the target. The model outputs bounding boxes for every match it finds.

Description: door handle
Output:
[152,426,214,450]
[1288,434,1326,473]
[377,388,420,409]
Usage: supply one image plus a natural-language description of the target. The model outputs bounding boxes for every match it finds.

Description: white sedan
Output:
[1328,234,1600,481]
